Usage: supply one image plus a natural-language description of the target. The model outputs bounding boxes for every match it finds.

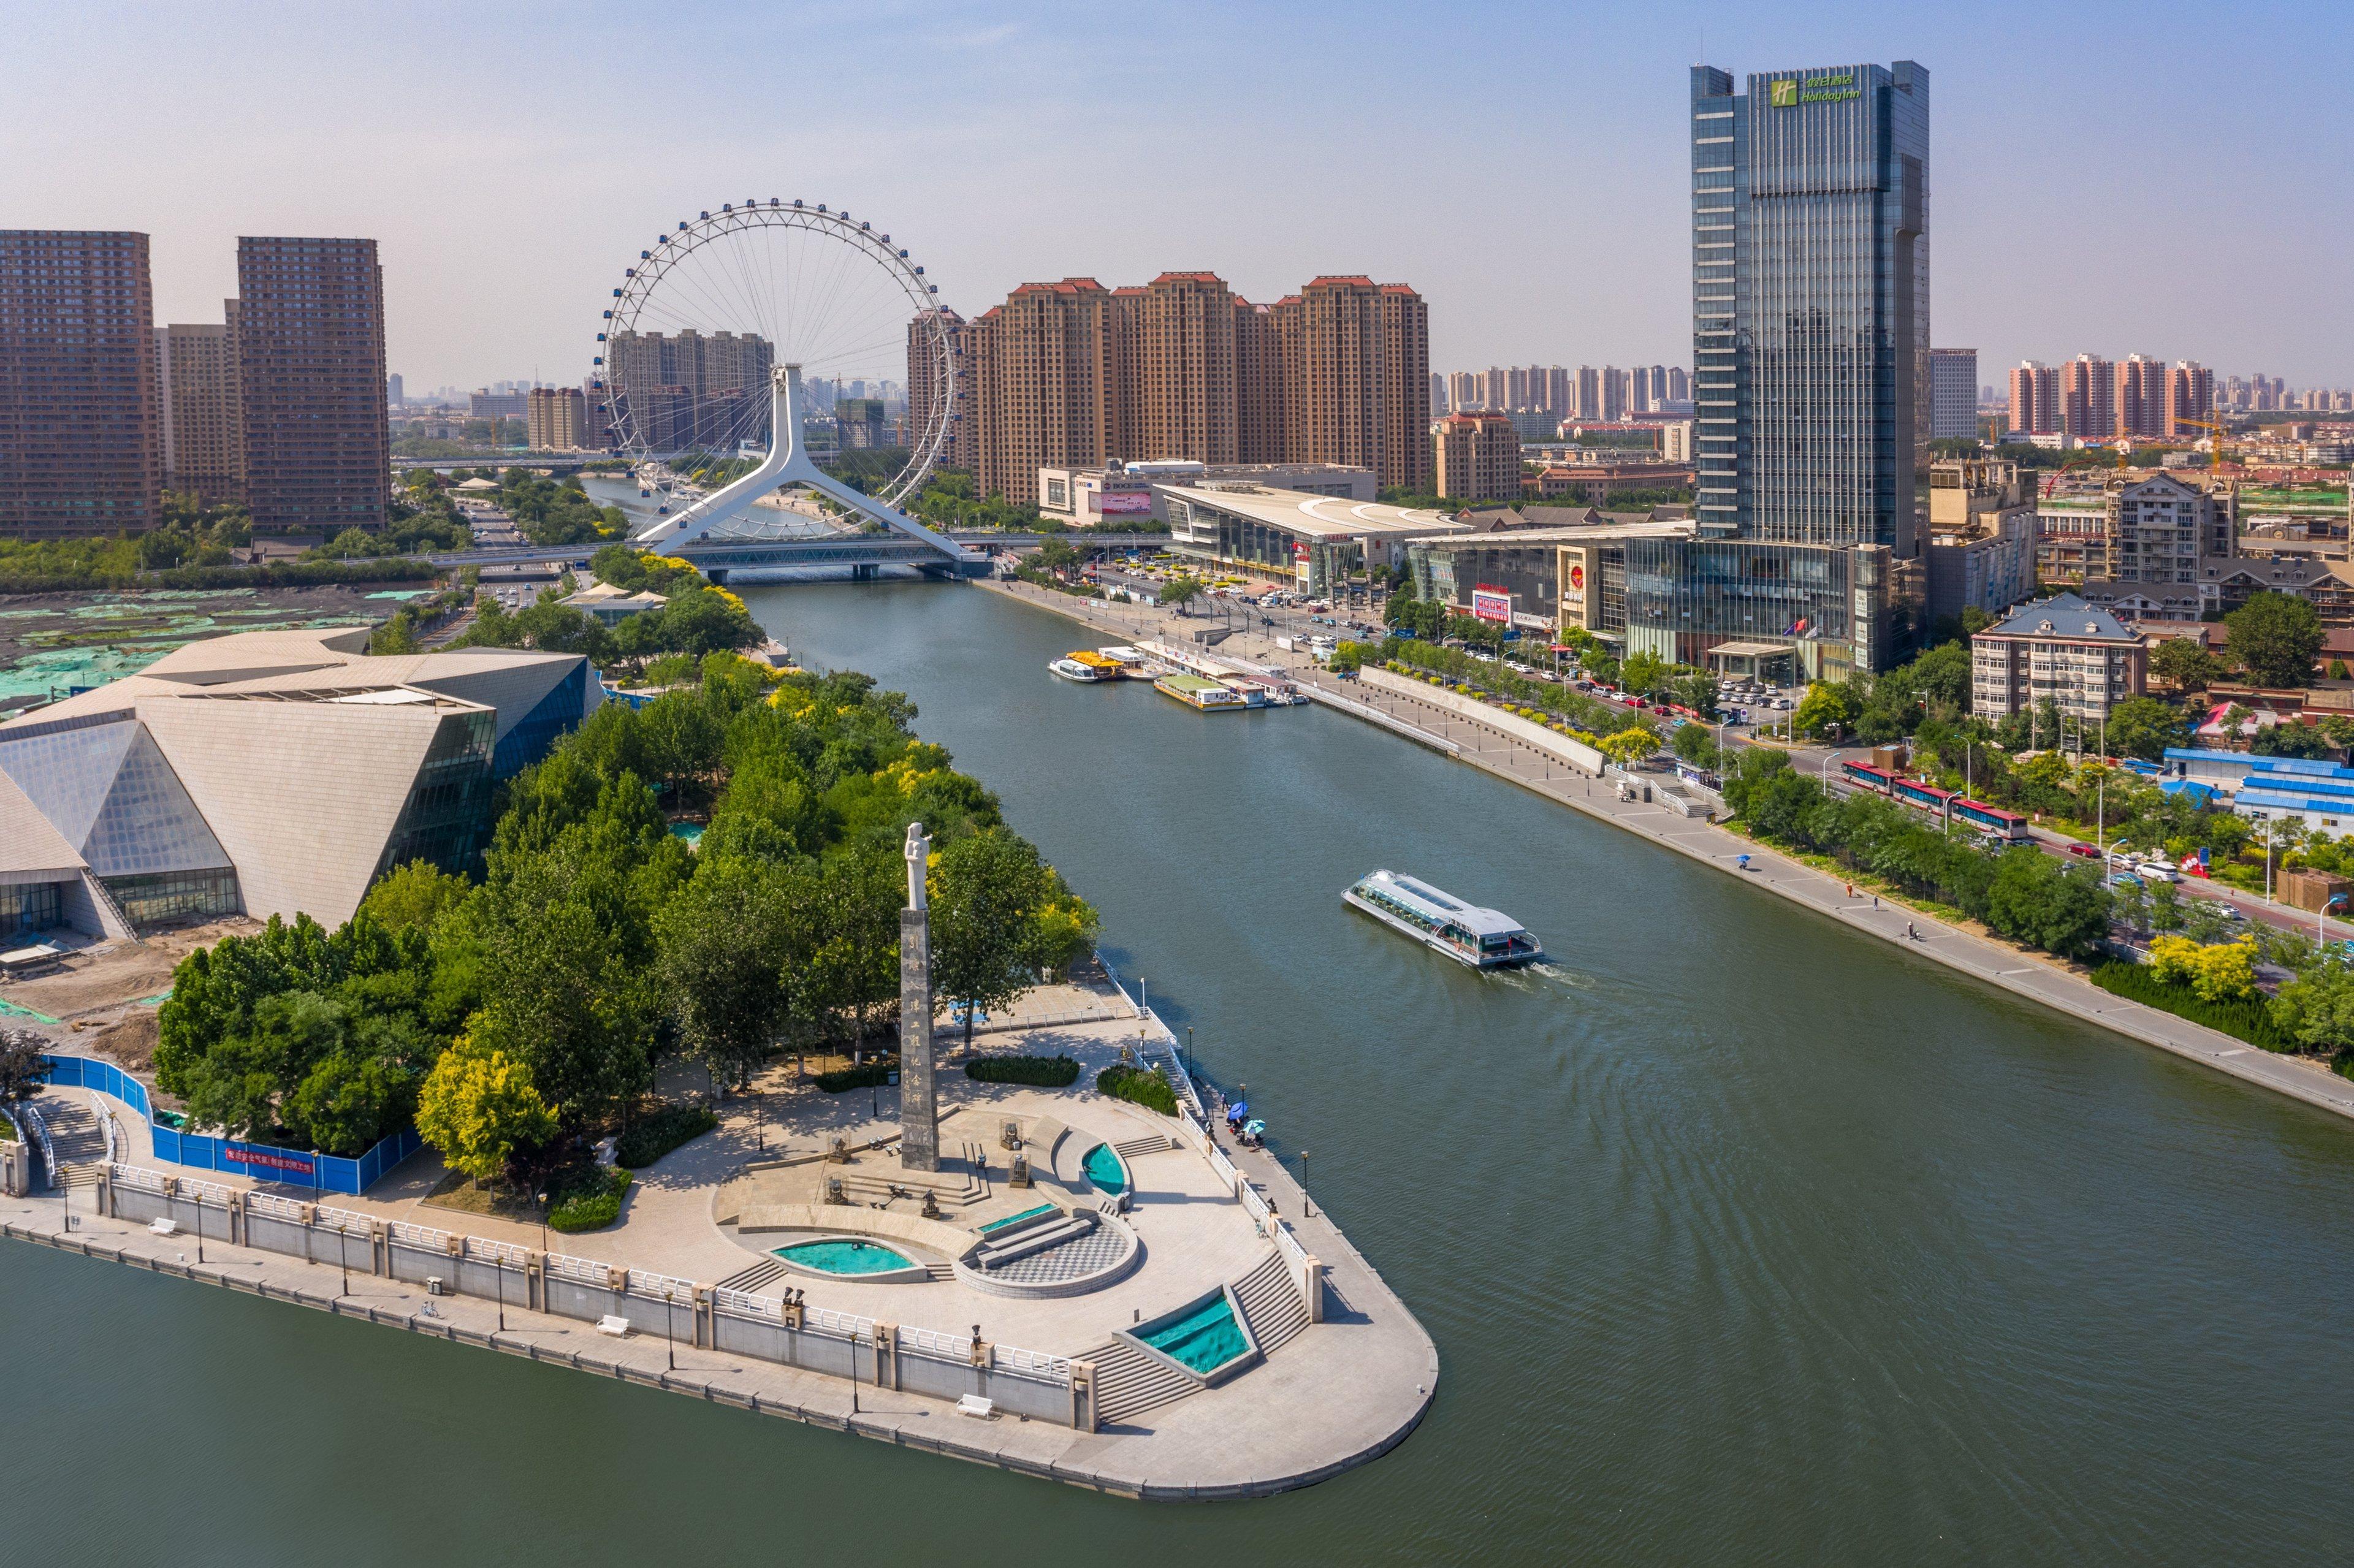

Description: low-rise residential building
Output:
[0,628,598,941]
[1925,458,2036,623]
[1525,462,1694,503]
[1970,592,2146,722]
[2105,472,2235,582]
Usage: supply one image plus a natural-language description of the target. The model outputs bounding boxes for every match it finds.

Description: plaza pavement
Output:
[985,577,2354,1128]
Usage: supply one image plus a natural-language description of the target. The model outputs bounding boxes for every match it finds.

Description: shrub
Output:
[815,1059,897,1092]
[1096,1062,1178,1116]
[615,1102,718,1168]
[2090,960,2291,1050]
[965,1054,1081,1087]
[547,1165,632,1232]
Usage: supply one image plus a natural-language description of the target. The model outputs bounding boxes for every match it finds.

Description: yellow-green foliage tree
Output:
[1599,726,1658,768]
[2146,935,2258,1003]
[415,1035,557,1185]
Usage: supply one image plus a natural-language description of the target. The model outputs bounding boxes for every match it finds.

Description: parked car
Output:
[2066,843,2100,859]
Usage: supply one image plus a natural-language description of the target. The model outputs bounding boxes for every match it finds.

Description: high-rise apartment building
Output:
[155,320,244,501]
[606,328,775,452]
[1929,348,1977,439]
[1482,365,1506,411]
[905,306,973,472]
[1645,60,1930,678]
[1429,372,1447,414]
[2009,360,2058,435]
[1666,366,1691,403]
[1432,411,1523,501]
[235,236,387,534]
[2061,353,2114,440]
[387,373,405,406]
[965,270,1427,506]
[1446,370,1481,414]
[525,386,588,451]
[2168,361,2214,436]
[0,230,160,538]
[1542,365,1571,415]
[2114,353,2167,438]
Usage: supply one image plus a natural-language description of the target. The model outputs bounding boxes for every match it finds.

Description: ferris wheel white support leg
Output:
[633,365,976,566]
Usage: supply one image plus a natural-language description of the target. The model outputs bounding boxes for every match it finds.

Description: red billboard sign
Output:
[1471,587,1512,623]
[1094,488,1153,516]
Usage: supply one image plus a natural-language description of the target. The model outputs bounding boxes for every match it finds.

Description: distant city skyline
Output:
[9,2,2352,391]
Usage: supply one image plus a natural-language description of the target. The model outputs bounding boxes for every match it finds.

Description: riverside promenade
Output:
[8,972,1438,1501]
[985,577,2354,1127]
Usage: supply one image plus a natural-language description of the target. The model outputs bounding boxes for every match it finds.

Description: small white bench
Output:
[148,1218,178,1236]
[597,1315,632,1338]
[956,1395,996,1420]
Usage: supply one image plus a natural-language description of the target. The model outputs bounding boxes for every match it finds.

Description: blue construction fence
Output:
[37,1053,421,1195]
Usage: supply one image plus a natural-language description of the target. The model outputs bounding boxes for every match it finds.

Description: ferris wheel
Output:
[594,199,954,514]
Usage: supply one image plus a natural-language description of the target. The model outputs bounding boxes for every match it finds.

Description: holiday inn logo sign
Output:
[1770,72,1860,107]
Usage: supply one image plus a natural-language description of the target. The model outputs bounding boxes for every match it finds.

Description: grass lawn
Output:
[422,1169,546,1224]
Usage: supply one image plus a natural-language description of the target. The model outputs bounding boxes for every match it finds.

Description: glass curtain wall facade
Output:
[1676,61,1928,674]
[378,709,497,878]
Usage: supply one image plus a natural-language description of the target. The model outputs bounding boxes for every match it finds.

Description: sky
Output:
[10,0,2352,395]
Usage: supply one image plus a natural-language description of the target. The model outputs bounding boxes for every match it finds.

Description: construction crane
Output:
[2176,417,2233,473]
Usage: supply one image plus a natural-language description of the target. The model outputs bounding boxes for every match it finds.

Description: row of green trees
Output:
[448,549,760,670]
[1723,749,2114,959]
[156,652,1100,1178]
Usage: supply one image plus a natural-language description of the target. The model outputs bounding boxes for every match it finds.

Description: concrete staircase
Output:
[1231,1250,1311,1355]
[923,1262,954,1282]
[714,1257,788,1294]
[37,1094,109,1167]
[1086,1336,1199,1426]
[1113,1135,1167,1160]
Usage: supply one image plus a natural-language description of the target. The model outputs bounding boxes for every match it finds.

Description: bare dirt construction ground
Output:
[1,918,255,1071]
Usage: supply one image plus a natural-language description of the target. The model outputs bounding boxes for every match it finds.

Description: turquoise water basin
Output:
[1137,1291,1251,1375]
[981,1203,1059,1234]
[774,1239,915,1275]
[1081,1143,1129,1195]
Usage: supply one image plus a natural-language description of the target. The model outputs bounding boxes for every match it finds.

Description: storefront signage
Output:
[1095,488,1152,516]
[1471,587,1512,623]
[1771,72,1859,108]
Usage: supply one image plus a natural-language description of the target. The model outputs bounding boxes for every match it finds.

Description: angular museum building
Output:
[0,628,597,941]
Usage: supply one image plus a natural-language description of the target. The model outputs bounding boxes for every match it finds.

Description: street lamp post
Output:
[497,1245,507,1334]
[1299,1150,1311,1219]
[664,1289,677,1371]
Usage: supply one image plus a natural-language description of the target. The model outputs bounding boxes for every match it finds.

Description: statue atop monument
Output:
[905,821,929,911]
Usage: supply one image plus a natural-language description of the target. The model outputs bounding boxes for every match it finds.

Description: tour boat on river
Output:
[1343,870,1544,969]
[1049,650,1123,682]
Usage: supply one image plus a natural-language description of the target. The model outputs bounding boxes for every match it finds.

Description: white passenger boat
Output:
[1343,870,1543,969]
[1049,656,1117,682]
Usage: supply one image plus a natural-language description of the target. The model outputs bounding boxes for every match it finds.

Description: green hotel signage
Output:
[1770,72,1860,108]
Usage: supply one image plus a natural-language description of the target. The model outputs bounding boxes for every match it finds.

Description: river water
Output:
[9,578,2354,1566]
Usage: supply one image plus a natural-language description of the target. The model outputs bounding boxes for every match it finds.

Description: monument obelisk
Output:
[899,821,940,1172]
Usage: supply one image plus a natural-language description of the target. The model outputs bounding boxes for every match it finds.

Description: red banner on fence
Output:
[226,1145,316,1176]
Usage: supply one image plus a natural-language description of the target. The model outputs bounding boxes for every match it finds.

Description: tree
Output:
[1621,650,1669,700]
[1791,682,1849,739]
[357,860,473,936]
[1157,575,1205,611]
[415,1035,557,1186]
[2251,720,2334,759]
[1034,538,1081,579]
[1671,724,1720,771]
[1983,848,2110,958]
[0,1028,47,1114]
[2271,967,2354,1054]
[1671,669,1721,719]
[2103,696,2189,761]
[2224,592,2323,689]
[1599,726,1658,769]
[2150,636,2223,694]
[657,858,794,1090]
[929,829,1059,1056]
[2148,934,2258,1002]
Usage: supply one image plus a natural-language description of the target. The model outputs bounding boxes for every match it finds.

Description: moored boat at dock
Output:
[1154,672,1249,710]
[1343,869,1543,968]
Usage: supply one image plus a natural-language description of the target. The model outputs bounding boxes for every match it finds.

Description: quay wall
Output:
[1358,665,1604,774]
[99,1166,1076,1424]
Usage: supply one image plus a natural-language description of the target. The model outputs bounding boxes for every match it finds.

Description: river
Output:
[7,577,2354,1566]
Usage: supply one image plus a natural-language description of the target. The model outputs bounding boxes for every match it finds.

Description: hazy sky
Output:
[12,1,2351,394]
